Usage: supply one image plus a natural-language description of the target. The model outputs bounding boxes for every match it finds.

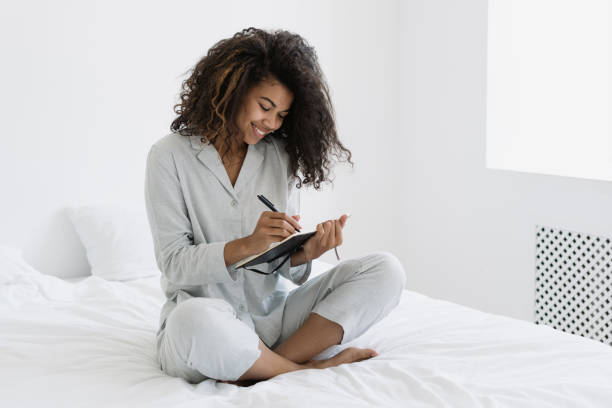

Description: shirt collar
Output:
[188,136,265,199]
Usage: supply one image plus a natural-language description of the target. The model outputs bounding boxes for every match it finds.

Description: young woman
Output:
[144,27,406,386]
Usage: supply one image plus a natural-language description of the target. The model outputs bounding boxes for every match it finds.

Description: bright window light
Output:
[486,0,611,181]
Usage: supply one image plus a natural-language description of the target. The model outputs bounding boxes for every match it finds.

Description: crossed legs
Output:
[234,313,374,383]
[160,252,406,385]
[272,312,343,363]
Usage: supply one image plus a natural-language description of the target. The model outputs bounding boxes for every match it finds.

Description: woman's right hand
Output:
[246,211,302,254]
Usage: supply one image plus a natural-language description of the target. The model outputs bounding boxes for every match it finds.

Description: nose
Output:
[262,112,280,132]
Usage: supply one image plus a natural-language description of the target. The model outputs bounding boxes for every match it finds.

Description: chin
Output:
[247,134,265,145]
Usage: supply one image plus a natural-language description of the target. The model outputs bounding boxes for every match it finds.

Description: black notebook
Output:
[235,231,316,269]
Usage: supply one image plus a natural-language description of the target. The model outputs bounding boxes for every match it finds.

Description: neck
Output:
[212,142,247,167]
[211,139,247,156]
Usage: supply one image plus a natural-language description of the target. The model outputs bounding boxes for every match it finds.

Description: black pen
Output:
[257,194,301,233]
[257,194,344,260]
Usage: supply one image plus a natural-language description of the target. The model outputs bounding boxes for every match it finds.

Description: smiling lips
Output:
[252,123,269,138]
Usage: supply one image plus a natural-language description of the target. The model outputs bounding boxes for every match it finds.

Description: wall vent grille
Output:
[535,225,611,346]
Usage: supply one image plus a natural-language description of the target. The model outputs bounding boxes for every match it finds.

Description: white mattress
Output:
[1,267,612,408]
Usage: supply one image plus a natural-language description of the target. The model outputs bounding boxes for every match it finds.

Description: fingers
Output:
[319,220,339,249]
[265,226,293,239]
[316,222,324,236]
[268,220,296,239]
[269,211,302,232]
[257,212,300,243]
[338,214,349,228]
[317,222,328,248]
[265,220,294,239]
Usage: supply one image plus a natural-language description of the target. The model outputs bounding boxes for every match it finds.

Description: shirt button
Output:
[231,200,238,207]
[238,304,246,312]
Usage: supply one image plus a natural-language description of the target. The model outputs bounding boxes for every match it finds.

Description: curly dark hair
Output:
[170,27,353,190]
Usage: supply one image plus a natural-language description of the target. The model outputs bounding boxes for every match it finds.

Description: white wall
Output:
[2,0,609,324]
[486,0,612,182]
[0,0,402,279]
[396,0,612,322]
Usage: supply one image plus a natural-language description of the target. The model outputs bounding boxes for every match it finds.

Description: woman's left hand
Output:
[301,214,349,261]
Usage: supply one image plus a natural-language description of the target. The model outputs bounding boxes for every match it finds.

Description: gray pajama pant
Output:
[157,251,406,383]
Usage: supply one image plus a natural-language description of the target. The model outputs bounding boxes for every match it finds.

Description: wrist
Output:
[224,236,255,267]
[240,235,260,258]
[290,248,309,267]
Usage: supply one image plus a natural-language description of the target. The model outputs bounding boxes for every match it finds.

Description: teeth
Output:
[253,124,265,135]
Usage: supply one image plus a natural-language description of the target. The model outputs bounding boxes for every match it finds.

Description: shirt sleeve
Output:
[144,144,240,286]
[274,173,312,285]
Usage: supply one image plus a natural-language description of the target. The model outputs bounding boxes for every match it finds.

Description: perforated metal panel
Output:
[535,225,612,346]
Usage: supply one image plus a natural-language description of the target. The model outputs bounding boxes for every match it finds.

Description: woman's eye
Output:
[260,103,286,119]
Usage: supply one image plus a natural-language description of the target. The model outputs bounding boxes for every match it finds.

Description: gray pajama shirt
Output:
[144,132,406,382]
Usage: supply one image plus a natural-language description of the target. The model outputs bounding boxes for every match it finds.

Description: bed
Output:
[2,243,612,408]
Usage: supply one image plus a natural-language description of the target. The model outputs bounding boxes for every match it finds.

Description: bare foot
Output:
[218,347,379,385]
[306,347,378,370]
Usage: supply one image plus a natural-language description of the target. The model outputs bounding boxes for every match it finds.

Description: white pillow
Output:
[67,205,160,281]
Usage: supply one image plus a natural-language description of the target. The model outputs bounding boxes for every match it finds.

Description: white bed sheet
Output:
[1,268,612,408]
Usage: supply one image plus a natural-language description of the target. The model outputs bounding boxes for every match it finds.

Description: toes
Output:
[358,348,378,361]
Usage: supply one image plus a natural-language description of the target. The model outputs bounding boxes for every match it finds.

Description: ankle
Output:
[301,359,324,370]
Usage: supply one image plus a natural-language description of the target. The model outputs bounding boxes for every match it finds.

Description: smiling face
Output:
[235,77,294,146]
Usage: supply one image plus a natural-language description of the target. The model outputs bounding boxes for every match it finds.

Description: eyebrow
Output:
[260,96,290,113]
